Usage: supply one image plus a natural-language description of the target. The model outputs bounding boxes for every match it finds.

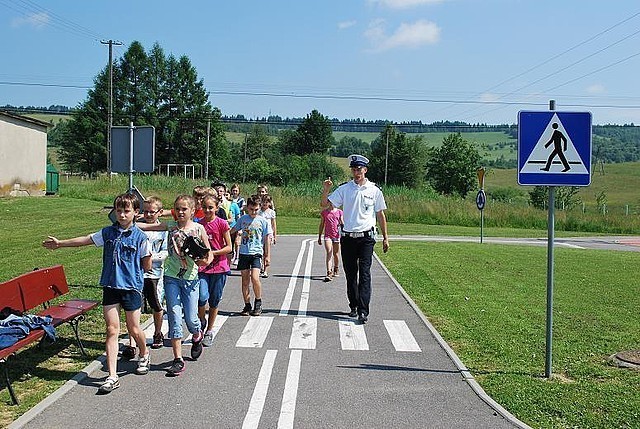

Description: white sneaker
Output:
[203,331,214,347]
[136,353,150,375]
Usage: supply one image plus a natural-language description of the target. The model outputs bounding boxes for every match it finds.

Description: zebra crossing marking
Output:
[383,320,422,352]
[242,349,278,429]
[297,242,314,316]
[288,317,317,350]
[236,316,274,348]
[278,350,303,429]
[338,320,369,350]
[280,239,311,316]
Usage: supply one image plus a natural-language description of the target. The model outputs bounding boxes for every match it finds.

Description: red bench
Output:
[0,265,98,405]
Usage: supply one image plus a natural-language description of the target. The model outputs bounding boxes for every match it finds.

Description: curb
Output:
[8,318,154,429]
[374,252,532,429]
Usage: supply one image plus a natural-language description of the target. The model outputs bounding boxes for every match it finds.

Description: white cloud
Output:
[479,92,500,102]
[370,0,444,9]
[365,19,440,52]
[11,12,50,29]
[338,20,357,30]
[586,84,606,94]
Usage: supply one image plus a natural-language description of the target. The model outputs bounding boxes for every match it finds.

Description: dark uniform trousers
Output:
[340,235,375,317]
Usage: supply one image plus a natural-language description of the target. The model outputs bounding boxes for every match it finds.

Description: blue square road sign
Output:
[518,111,592,186]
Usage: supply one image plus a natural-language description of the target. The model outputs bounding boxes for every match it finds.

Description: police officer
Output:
[321,154,389,324]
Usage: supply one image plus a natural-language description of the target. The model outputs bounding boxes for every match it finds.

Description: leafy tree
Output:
[56,41,218,175]
[368,125,425,187]
[56,68,110,175]
[281,109,334,155]
[333,135,370,157]
[425,133,481,197]
[529,186,581,210]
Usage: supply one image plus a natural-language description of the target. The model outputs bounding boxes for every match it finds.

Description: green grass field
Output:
[0,195,638,427]
[488,162,640,214]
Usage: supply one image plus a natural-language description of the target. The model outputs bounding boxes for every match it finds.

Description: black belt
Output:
[342,229,374,238]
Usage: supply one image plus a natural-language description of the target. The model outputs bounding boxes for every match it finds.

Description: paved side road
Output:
[12,236,528,429]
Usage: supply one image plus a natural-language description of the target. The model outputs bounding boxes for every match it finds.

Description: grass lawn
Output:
[379,241,640,428]
[0,196,638,427]
[489,162,640,214]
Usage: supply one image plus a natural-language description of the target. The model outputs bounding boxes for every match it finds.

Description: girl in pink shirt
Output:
[198,195,232,346]
[318,206,344,282]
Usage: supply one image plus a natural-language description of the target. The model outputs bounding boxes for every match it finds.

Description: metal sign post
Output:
[517,101,592,379]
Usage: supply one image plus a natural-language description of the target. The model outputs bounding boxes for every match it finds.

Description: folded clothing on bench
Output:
[0,313,56,350]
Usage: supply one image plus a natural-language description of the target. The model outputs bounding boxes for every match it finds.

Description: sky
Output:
[1,0,640,125]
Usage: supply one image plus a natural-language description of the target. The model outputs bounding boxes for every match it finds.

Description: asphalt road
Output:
[10,235,550,429]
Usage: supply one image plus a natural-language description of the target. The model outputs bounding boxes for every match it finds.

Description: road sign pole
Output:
[545,186,555,378]
[129,122,134,191]
[545,100,556,379]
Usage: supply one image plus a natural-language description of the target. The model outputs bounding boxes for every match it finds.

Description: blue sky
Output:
[1,0,639,125]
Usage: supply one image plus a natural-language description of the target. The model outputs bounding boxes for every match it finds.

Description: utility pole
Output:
[384,126,390,186]
[205,119,210,179]
[101,39,123,174]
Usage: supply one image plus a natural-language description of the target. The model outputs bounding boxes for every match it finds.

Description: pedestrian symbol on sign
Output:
[519,113,588,175]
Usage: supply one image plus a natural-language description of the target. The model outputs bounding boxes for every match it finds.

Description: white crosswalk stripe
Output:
[288,317,317,350]
[338,320,369,351]
[236,316,274,348]
[383,320,422,352]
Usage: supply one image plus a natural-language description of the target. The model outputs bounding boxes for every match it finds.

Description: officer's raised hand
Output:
[322,177,333,192]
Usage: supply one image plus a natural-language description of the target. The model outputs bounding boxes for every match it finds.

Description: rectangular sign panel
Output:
[111,126,155,173]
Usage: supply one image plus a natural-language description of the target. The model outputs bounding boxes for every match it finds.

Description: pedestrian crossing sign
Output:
[518,111,592,186]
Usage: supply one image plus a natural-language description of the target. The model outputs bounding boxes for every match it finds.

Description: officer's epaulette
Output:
[338,181,348,187]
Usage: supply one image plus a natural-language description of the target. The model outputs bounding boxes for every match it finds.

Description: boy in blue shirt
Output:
[43,193,152,394]
[231,195,271,316]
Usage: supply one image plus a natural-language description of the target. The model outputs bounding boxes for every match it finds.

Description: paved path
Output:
[12,236,528,429]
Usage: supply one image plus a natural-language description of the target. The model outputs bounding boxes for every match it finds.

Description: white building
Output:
[0,111,51,196]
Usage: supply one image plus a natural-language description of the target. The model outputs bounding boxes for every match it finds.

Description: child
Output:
[229,184,244,265]
[43,193,152,394]
[258,194,277,278]
[197,195,232,346]
[231,195,271,316]
[230,183,245,214]
[141,197,168,349]
[318,205,344,281]
[138,195,212,376]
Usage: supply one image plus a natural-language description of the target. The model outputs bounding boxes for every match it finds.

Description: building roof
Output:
[0,110,53,130]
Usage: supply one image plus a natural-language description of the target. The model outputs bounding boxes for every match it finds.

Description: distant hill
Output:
[4,104,640,166]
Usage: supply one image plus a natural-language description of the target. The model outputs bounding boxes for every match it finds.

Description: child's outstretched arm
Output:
[43,235,93,249]
[136,221,168,232]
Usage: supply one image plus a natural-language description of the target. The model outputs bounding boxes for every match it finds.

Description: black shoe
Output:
[166,358,185,376]
[121,345,136,360]
[240,303,252,316]
[250,300,262,316]
[348,309,358,318]
[191,331,203,360]
[358,314,368,324]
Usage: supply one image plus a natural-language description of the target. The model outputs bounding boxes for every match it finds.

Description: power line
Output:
[450,10,640,121]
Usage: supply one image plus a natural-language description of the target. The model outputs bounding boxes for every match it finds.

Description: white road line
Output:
[383,320,422,352]
[236,316,274,348]
[298,240,314,316]
[339,320,369,350]
[208,314,228,339]
[242,349,278,429]
[289,317,317,350]
[277,350,303,429]
[280,239,310,316]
